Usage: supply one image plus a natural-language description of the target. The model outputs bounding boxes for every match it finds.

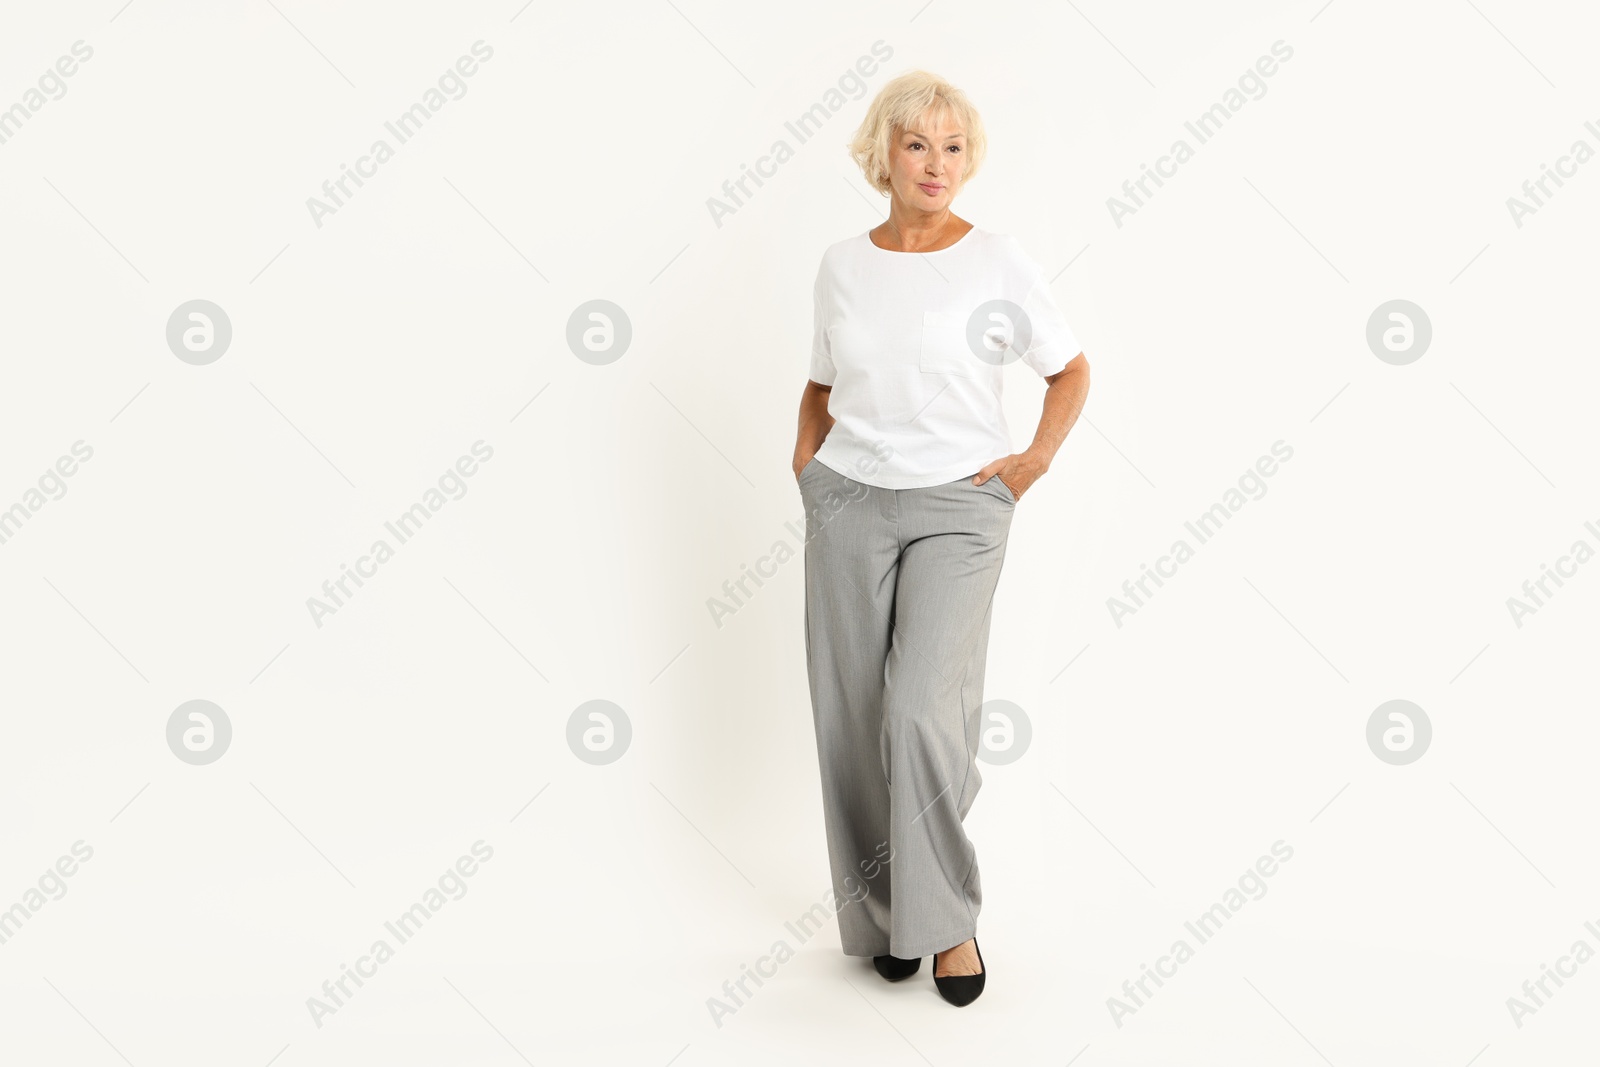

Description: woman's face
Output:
[885,110,966,213]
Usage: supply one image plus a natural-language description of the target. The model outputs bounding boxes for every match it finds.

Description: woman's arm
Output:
[1030,353,1090,464]
[976,352,1090,498]
[793,380,835,479]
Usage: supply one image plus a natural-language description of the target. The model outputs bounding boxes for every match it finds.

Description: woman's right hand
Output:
[793,454,813,482]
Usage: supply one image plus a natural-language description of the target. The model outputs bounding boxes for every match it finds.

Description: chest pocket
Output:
[919,311,977,378]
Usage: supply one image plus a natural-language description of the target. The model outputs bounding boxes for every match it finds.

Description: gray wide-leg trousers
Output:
[798,457,1015,960]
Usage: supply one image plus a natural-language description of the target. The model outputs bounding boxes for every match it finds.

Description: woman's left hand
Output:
[975,452,1047,502]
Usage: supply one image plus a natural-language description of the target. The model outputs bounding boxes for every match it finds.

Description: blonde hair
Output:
[849,70,987,196]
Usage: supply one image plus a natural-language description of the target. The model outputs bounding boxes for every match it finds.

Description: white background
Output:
[1,0,1597,1063]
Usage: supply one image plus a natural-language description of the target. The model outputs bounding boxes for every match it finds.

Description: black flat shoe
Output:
[872,953,922,981]
[933,938,985,1006]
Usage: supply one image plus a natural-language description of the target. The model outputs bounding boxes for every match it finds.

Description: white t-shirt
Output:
[808,226,1081,489]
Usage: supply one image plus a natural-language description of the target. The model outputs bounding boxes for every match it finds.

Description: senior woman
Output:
[792,70,1090,1007]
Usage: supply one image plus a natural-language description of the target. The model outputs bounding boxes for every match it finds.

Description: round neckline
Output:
[864,224,978,255]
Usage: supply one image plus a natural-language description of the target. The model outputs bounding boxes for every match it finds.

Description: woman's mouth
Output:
[918,182,944,195]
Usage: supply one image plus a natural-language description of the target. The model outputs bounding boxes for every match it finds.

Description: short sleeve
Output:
[1018,270,1082,378]
[809,261,837,386]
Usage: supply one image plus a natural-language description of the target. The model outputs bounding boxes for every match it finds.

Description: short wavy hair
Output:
[849,70,987,196]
